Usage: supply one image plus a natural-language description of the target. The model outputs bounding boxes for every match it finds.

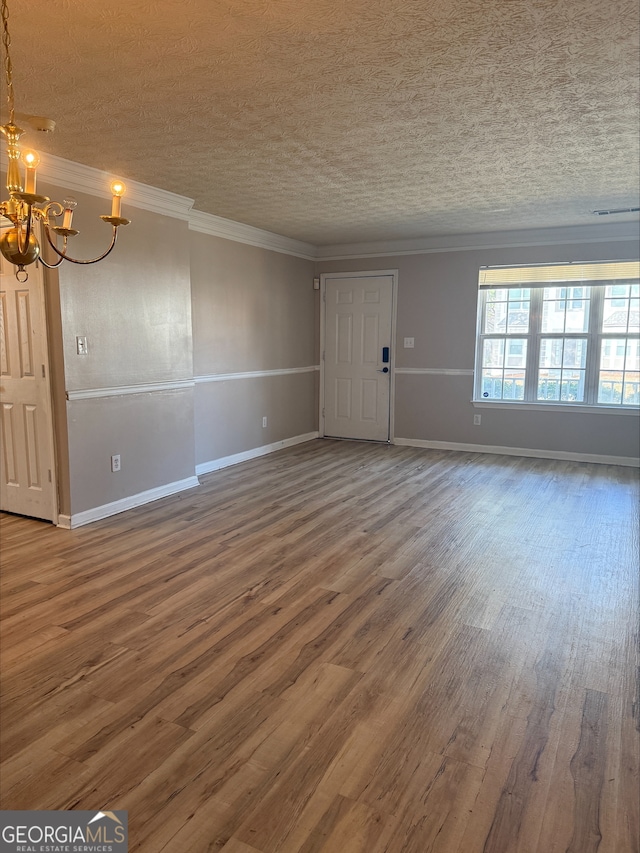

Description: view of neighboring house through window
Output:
[474,261,640,407]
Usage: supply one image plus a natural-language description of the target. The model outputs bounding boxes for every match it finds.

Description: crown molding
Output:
[315,221,640,260]
[189,209,316,259]
[34,153,195,220]
[15,155,639,260]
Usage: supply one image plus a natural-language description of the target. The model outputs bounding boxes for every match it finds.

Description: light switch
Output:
[404,337,415,348]
[76,336,88,355]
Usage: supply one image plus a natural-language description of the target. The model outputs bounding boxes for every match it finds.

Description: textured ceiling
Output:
[3,0,639,245]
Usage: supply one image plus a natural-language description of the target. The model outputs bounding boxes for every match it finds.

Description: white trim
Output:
[68,476,200,528]
[396,368,474,376]
[66,370,319,398]
[195,366,319,384]
[472,401,640,416]
[37,153,195,220]
[315,222,640,261]
[32,156,639,260]
[66,379,195,401]
[56,514,72,529]
[196,432,319,475]
[189,210,316,259]
[394,437,639,468]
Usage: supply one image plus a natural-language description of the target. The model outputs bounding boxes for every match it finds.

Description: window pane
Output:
[503,373,526,400]
[537,335,587,403]
[600,338,635,370]
[598,338,640,405]
[602,282,640,333]
[559,370,586,402]
[625,340,640,371]
[542,300,567,333]
[482,339,505,368]
[505,339,527,367]
[481,371,503,399]
[539,338,564,368]
[542,288,590,333]
[507,303,530,332]
[539,338,587,370]
[623,373,640,405]
[484,301,507,333]
[562,339,587,368]
[538,369,562,401]
[602,299,629,332]
[480,337,527,400]
[607,284,630,299]
[565,301,589,332]
[598,374,623,404]
[485,289,508,302]
[484,289,531,334]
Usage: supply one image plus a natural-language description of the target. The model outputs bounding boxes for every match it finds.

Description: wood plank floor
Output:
[1,439,638,853]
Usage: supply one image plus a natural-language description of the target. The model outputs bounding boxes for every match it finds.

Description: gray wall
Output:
[27,179,318,522]
[317,235,640,461]
[4,165,638,526]
[38,180,196,518]
[190,232,318,466]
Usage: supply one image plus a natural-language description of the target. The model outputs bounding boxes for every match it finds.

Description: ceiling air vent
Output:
[592,207,640,216]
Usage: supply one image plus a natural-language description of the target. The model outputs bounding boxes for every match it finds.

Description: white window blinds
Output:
[479,261,640,289]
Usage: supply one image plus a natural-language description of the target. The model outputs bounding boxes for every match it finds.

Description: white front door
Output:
[0,249,57,521]
[323,273,394,441]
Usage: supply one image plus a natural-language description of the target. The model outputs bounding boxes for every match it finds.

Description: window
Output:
[474,261,640,408]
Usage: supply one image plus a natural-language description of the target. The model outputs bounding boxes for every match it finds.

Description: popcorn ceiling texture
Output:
[5,0,639,245]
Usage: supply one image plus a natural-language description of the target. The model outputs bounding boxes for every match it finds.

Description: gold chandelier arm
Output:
[38,253,65,269]
[15,202,33,255]
[41,201,65,225]
[43,222,119,265]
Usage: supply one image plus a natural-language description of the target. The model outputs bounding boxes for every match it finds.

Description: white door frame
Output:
[319,269,398,442]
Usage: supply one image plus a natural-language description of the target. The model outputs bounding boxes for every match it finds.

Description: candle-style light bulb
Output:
[110,180,126,218]
[22,149,41,194]
[62,197,78,230]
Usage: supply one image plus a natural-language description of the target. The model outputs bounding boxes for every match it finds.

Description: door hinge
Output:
[48,469,52,482]
[42,364,46,378]
[322,407,325,418]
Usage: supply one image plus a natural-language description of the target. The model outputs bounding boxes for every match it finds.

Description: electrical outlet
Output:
[473,414,482,425]
[262,416,267,428]
[111,454,121,472]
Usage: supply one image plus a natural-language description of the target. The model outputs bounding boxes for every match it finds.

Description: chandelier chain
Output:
[0,0,130,280]
[1,0,15,125]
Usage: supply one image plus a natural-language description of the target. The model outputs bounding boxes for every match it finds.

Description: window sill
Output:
[472,401,640,415]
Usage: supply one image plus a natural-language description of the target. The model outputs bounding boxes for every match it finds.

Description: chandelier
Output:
[0,0,130,281]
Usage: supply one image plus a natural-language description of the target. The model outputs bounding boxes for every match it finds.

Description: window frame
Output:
[473,264,640,410]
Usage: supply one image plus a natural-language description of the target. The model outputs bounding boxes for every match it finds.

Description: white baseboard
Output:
[56,514,72,529]
[394,437,640,468]
[196,432,319,475]
[68,476,201,528]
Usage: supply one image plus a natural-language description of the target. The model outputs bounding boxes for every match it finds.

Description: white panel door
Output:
[0,249,57,521]
[324,274,393,441]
